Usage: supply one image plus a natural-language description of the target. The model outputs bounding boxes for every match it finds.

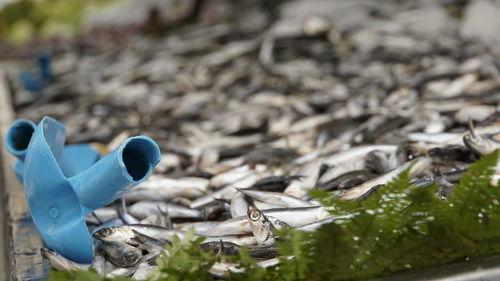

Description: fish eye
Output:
[99,228,111,237]
[275,220,288,228]
[250,211,261,221]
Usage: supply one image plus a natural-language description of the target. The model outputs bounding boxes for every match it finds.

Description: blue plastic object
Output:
[36,52,53,81]
[18,71,44,93]
[18,52,53,93]
[4,117,161,263]
[5,119,101,182]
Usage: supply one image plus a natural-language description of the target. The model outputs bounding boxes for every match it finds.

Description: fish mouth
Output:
[123,252,142,267]
[40,248,50,259]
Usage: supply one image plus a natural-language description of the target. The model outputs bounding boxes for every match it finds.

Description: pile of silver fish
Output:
[7,0,500,279]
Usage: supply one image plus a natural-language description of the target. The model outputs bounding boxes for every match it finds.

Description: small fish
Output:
[204,199,230,220]
[94,223,257,247]
[296,215,354,231]
[318,164,332,180]
[230,192,248,218]
[199,240,240,256]
[427,144,475,165]
[249,175,303,192]
[407,123,500,145]
[317,161,367,189]
[207,205,332,236]
[256,257,281,268]
[210,165,254,187]
[463,120,498,156]
[190,186,238,209]
[131,263,158,280]
[247,205,288,246]
[322,145,398,167]
[407,132,463,145]
[358,115,408,144]
[129,201,203,220]
[199,240,278,260]
[366,150,395,174]
[316,169,376,191]
[97,241,143,268]
[435,173,454,200]
[93,224,184,244]
[91,218,125,234]
[41,248,89,271]
[203,217,252,236]
[176,221,221,235]
[91,254,110,276]
[209,262,239,278]
[191,171,270,208]
[244,147,299,166]
[238,189,315,208]
[410,175,435,188]
[286,114,335,134]
[208,256,282,277]
[284,159,323,198]
[118,198,140,225]
[229,193,283,218]
[106,267,137,278]
[130,229,167,259]
[86,207,119,225]
[140,205,173,229]
[203,235,257,246]
[125,176,209,201]
[340,157,432,200]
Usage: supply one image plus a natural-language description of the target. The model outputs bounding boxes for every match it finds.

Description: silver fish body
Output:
[41,248,89,271]
[97,241,143,268]
[129,201,203,220]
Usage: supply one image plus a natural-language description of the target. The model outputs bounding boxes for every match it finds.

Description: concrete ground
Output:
[0,68,46,281]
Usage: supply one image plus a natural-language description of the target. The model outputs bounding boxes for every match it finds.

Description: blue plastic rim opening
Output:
[122,138,159,181]
[7,120,35,153]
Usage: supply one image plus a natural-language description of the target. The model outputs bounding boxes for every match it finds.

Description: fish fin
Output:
[468,118,477,138]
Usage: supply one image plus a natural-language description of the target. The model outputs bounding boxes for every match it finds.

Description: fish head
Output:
[463,119,495,156]
[247,206,276,245]
[427,147,442,159]
[247,205,261,222]
[41,248,63,269]
[93,226,134,243]
[119,249,142,268]
[40,248,84,271]
[100,241,143,268]
[269,217,289,229]
[93,227,114,240]
[40,248,52,260]
[463,132,494,156]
